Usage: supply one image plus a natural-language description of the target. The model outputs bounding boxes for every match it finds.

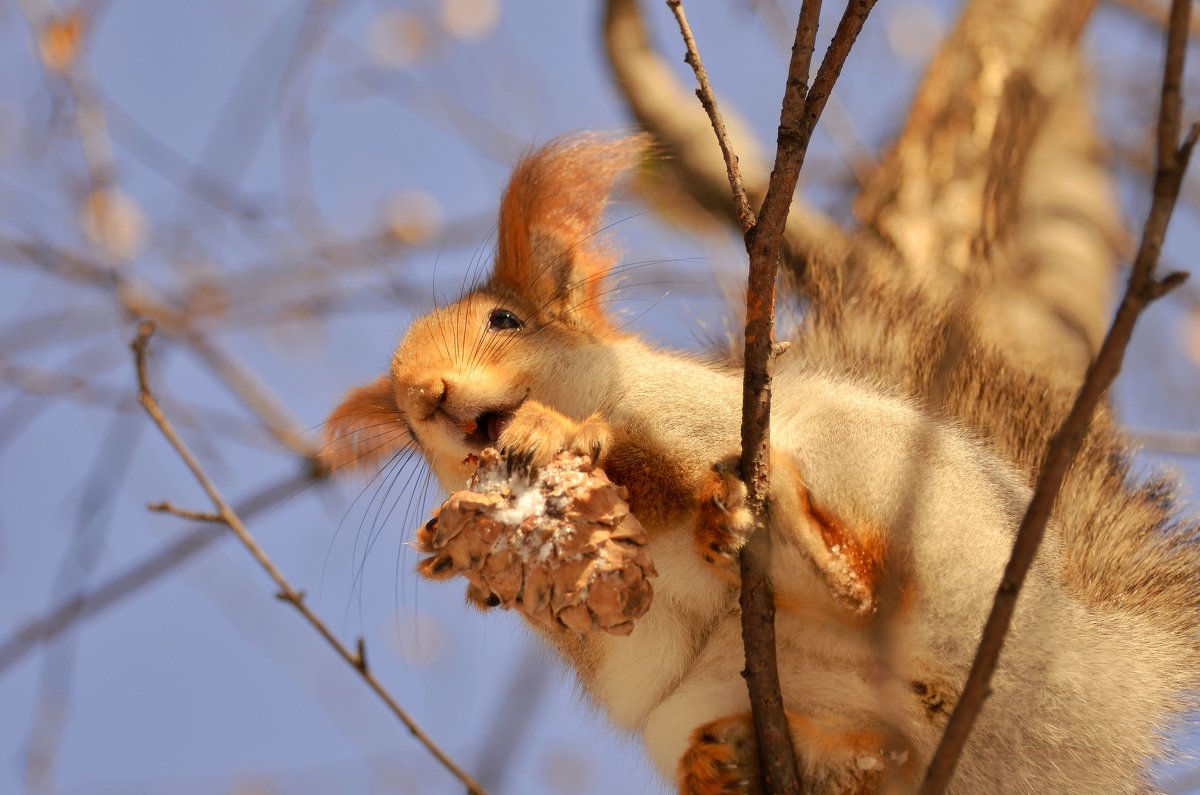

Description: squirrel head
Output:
[323,134,645,489]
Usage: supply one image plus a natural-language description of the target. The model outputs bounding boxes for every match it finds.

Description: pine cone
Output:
[417,448,656,636]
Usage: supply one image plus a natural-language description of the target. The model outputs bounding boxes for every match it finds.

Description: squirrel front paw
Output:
[694,456,754,574]
[496,400,610,471]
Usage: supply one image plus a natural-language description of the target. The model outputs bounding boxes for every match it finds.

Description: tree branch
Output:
[0,470,317,675]
[0,237,316,457]
[146,501,224,523]
[605,0,850,262]
[667,1,877,791]
[919,1,1195,789]
[131,321,486,795]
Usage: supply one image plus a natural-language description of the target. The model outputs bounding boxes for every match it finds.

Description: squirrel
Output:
[323,135,1200,794]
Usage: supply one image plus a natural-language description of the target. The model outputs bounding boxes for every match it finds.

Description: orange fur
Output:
[320,374,406,474]
[678,713,757,795]
[803,488,887,608]
[494,401,611,470]
[603,428,696,530]
[678,711,914,795]
[692,457,752,576]
[493,135,646,328]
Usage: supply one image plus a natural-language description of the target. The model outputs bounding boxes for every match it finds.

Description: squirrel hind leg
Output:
[767,453,889,618]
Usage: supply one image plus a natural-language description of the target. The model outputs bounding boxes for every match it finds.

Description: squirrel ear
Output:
[492,134,646,327]
[321,375,408,474]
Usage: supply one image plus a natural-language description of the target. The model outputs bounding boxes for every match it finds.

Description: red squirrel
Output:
[324,135,1200,793]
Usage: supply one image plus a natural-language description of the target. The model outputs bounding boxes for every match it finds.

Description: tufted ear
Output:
[320,375,408,474]
[491,134,647,328]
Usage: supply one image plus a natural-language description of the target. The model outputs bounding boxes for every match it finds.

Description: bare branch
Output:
[146,502,224,523]
[920,1,1195,789]
[1111,0,1200,35]
[667,0,877,791]
[741,6,879,790]
[604,0,850,261]
[665,0,755,231]
[0,471,316,675]
[0,235,315,457]
[131,321,486,795]
[736,4,826,792]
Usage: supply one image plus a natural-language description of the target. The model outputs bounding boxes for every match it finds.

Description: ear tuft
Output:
[493,133,649,324]
[321,375,408,475]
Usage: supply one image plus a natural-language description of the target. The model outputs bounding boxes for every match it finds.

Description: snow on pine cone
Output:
[416,447,656,635]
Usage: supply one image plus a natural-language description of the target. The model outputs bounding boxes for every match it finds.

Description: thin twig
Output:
[131,321,486,795]
[919,1,1195,790]
[667,1,809,790]
[0,470,318,675]
[736,6,825,793]
[669,1,877,790]
[147,502,224,523]
[665,0,755,231]
[0,236,316,457]
[603,0,850,262]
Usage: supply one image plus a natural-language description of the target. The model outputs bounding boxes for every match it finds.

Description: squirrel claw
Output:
[679,713,759,795]
[495,402,610,474]
[694,455,753,574]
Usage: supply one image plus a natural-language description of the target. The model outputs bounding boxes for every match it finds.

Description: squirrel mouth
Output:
[463,409,514,447]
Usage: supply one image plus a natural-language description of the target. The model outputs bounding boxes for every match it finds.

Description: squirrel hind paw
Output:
[679,714,759,795]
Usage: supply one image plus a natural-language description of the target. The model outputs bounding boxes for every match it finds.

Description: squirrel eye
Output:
[487,308,523,331]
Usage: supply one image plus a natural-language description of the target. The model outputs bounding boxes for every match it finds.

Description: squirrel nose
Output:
[413,377,449,418]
